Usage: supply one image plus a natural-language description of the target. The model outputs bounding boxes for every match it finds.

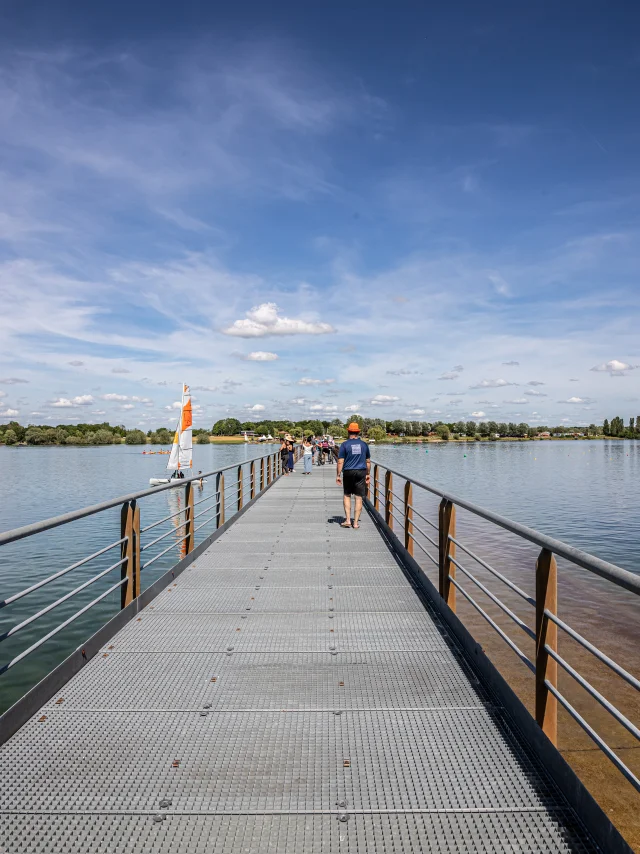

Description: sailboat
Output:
[149,384,193,485]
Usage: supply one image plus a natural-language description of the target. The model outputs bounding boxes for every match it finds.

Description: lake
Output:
[0,439,638,715]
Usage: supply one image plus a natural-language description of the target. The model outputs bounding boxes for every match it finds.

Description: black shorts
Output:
[343,469,367,497]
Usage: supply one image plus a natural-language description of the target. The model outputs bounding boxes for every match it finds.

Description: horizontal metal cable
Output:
[140,505,188,533]
[0,556,127,643]
[389,489,405,503]
[545,610,640,693]
[371,459,640,595]
[0,577,128,676]
[449,576,535,674]
[449,536,534,607]
[407,503,438,530]
[388,497,405,515]
[141,523,187,552]
[450,556,536,641]
[0,537,127,608]
[544,680,640,793]
[193,490,220,507]
[545,646,640,742]
[193,500,221,521]
[140,534,188,570]
[410,520,438,550]
[193,513,219,534]
[389,509,404,527]
[407,531,438,566]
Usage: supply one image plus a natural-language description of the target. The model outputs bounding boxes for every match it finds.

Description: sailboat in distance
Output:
[149,384,193,485]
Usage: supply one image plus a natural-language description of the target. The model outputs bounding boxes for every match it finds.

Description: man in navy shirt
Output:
[336,422,371,528]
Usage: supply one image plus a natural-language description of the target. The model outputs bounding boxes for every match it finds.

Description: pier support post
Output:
[373,464,380,512]
[536,548,558,745]
[237,465,243,511]
[385,470,393,530]
[120,500,140,609]
[251,461,256,499]
[216,472,225,528]
[404,481,413,556]
[184,482,194,554]
[439,499,456,611]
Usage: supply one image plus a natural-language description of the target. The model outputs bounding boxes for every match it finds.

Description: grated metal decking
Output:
[0,468,599,852]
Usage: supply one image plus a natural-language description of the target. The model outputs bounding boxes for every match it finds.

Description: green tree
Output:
[196,433,211,444]
[93,429,115,445]
[212,418,242,436]
[25,427,47,445]
[124,430,147,445]
[516,422,528,438]
[367,426,387,442]
[7,421,25,442]
[477,422,489,437]
[603,418,610,435]
[3,428,17,445]
[435,424,450,441]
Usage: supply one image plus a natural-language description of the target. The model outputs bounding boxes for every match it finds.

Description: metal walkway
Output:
[0,467,598,852]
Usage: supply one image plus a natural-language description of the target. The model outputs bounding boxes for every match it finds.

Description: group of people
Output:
[279,424,371,528]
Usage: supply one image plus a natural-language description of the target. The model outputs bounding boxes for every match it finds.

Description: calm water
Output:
[0,440,638,714]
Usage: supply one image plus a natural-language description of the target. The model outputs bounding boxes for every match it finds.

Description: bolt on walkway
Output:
[0,467,598,853]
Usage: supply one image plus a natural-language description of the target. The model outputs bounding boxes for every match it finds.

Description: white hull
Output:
[149,476,207,486]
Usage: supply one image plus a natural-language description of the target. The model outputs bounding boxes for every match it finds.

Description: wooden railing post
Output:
[120,500,139,609]
[385,470,393,530]
[237,464,243,511]
[251,461,256,499]
[373,464,380,512]
[439,499,456,611]
[261,457,265,491]
[184,481,194,554]
[404,481,413,556]
[216,472,225,528]
[536,548,558,745]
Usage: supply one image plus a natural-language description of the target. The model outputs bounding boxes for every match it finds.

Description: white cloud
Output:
[1,408,19,416]
[471,411,486,418]
[290,397,306,405]
[486,271,511,296]
[298,377,335,386]
[121,403,135,410]
[344,405,360,411]
[102,393,151,403]
[370,394,400,405]
[222,302,335,338]
[244,403,266,411]
[309,404,338,412]
[408,408,425,415]
[192,385,218,392]
[51,394,94,407]
[245,351,279,361]
[504,398,528,404]
[387,368,420,376]
[0,378,29,385]
[438,371,460,380]
[101,393,128,401]
[524,389,547,397]
[0,391,5,398]
[469,379,517,389]
[590,359,638,376]
[564,396,595,404]
[165,401,182,410]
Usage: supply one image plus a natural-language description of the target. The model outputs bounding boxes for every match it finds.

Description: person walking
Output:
[336,422,371,529]
[302,436,313,474]
[280,437,290,475]
[287,436,295,473]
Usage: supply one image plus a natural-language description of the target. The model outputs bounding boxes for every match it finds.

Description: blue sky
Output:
[1,0,639,429]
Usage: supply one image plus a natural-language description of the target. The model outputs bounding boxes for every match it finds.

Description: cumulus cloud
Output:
[409,408,425,415]
[0,378,29,385]
[121,403,135,410]
[590,359,638,376]
[344,405,360,411]
[298,377,335,386]
[51,395,94,407]
[469,379,517,389]
[502,361,519,366]
[504,398,528,404]
[244,403,266,411]
[370,394,400,405]
[563,396,595,404]
[309,404,338,412]
[524,389,547,397]
[68,360,85,367]
[192,385,218,392]
[102,393,151,403]
[0,408,19,416]
[222,302,335,338]
[471,411,486,418]
[245,351,279,361]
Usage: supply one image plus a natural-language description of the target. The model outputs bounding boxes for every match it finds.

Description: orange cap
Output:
[347,422,360,433]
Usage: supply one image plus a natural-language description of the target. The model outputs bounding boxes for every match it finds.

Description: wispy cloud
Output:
[469,379,517,389]
[244,351,279,361]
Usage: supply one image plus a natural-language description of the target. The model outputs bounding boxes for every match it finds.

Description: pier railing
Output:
[0,449,285,697]
[369,459,640,794]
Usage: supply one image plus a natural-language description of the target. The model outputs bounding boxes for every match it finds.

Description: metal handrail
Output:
[407,531,438,566]
[0,451,278,548]
[372,460,640,595]
[407,503,438,531]
[450,535,534,607]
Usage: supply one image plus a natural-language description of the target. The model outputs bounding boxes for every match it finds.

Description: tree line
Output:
[603,416,640,439]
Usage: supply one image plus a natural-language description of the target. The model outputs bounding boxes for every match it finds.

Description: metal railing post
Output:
[373,464,380,512]
[536,548,558,745]
[385,470,393,530]
[216,472,225,528]
[404,480,413,556]
[184,482,194,554]
[120,500,139,608]
[439,499,456,611]
[251,461,256,499]
[237,464,243,511]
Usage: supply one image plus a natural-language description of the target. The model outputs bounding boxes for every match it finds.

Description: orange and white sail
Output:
[167,384,193,471]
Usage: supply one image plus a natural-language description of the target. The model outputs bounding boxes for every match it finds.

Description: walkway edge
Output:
[363,497,633,854]
[0,473,285,746]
